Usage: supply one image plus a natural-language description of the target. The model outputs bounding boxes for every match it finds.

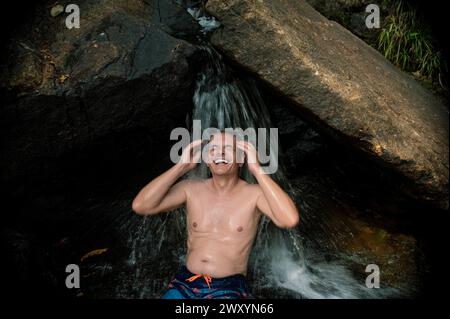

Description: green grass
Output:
[377,0,446,85]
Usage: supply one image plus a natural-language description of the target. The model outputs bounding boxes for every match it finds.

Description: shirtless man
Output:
[131,132,299,299]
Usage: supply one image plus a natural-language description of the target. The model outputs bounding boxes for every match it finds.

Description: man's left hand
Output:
[236,140,261,175]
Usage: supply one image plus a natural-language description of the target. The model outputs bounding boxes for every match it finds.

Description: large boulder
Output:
[206,0,449,209]
[0,0,200,183]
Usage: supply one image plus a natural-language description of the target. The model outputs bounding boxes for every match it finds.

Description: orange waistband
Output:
[186,274,213,289]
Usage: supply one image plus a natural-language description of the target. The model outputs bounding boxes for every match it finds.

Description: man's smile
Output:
[213,158,231,165]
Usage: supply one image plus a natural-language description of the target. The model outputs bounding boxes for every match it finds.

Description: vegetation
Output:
[377,0,447,87]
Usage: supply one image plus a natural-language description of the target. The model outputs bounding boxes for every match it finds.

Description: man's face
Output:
[206,132,242,176]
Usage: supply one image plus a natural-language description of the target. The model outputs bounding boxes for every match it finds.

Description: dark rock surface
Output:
[0,0,201,185]
[0,0,204,297]
[206,0,449,209]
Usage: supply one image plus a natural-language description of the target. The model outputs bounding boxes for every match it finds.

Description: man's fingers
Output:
[235,142,248,159]
[236,141,259,164]
[179,140,201,164]
[191,139,203,146]
[236,141,257,154]
[189,139,203,151]
[181,139,205,164]
[235,141,249,151]
[183,139,202,155]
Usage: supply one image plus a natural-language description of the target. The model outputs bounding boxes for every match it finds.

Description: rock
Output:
[206,0,449,209]
[349,11,370,38]
[50,4,64,17]
[0,0,201,184]
[338,218,420,288]
[305,0,384,43]
[307,0,372,14]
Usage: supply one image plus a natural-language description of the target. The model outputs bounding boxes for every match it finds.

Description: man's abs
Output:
[186,234,254,278]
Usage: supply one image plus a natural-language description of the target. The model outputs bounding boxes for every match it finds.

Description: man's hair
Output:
[206,129,237,142]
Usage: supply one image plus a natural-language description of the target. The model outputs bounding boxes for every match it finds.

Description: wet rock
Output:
[0,0,201,185]
[337,215,420,288]
[206,0,449,209]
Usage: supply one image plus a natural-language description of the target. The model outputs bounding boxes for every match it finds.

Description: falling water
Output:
[184,45,409,298]
[108,30,414,300]
[107,44,414,299]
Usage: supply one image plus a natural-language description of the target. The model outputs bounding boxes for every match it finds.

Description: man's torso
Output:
[184,179,261,278]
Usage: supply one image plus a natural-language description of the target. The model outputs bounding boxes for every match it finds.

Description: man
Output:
[132,131,299,299]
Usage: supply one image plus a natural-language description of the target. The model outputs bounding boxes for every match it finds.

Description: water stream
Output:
[107,46,413,299]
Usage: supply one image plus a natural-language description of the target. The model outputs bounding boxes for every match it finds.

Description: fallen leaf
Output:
[50,4,64,17]
[58,74,69,84]
[81,248,108,262]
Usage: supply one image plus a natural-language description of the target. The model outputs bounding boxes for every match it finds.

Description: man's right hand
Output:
[178,139,203,173]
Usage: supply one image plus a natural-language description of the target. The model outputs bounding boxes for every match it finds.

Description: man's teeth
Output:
[214,159,228,164]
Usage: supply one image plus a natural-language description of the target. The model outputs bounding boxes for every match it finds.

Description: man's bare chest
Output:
[185,192,259,234]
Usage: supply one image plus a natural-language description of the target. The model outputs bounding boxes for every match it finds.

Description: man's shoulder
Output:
[238,179,262,194]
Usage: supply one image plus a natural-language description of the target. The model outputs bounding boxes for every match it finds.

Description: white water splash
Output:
[187,7,221,33]
[262,231,403,299]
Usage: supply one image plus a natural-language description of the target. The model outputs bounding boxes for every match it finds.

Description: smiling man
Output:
[131,131,300,299]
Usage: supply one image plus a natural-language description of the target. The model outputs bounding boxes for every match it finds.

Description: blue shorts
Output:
[162,266,252,299]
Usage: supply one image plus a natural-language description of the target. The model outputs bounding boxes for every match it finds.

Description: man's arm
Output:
[254,174,299,228]
[132,165,189,215]
[237,141,300,228]
[131,140,202,216]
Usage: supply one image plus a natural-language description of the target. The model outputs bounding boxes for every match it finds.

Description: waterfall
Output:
[184,45,408,299]
[111,43,413,300]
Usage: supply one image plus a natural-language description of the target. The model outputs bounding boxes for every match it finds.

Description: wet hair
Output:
[206,129,237,143]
